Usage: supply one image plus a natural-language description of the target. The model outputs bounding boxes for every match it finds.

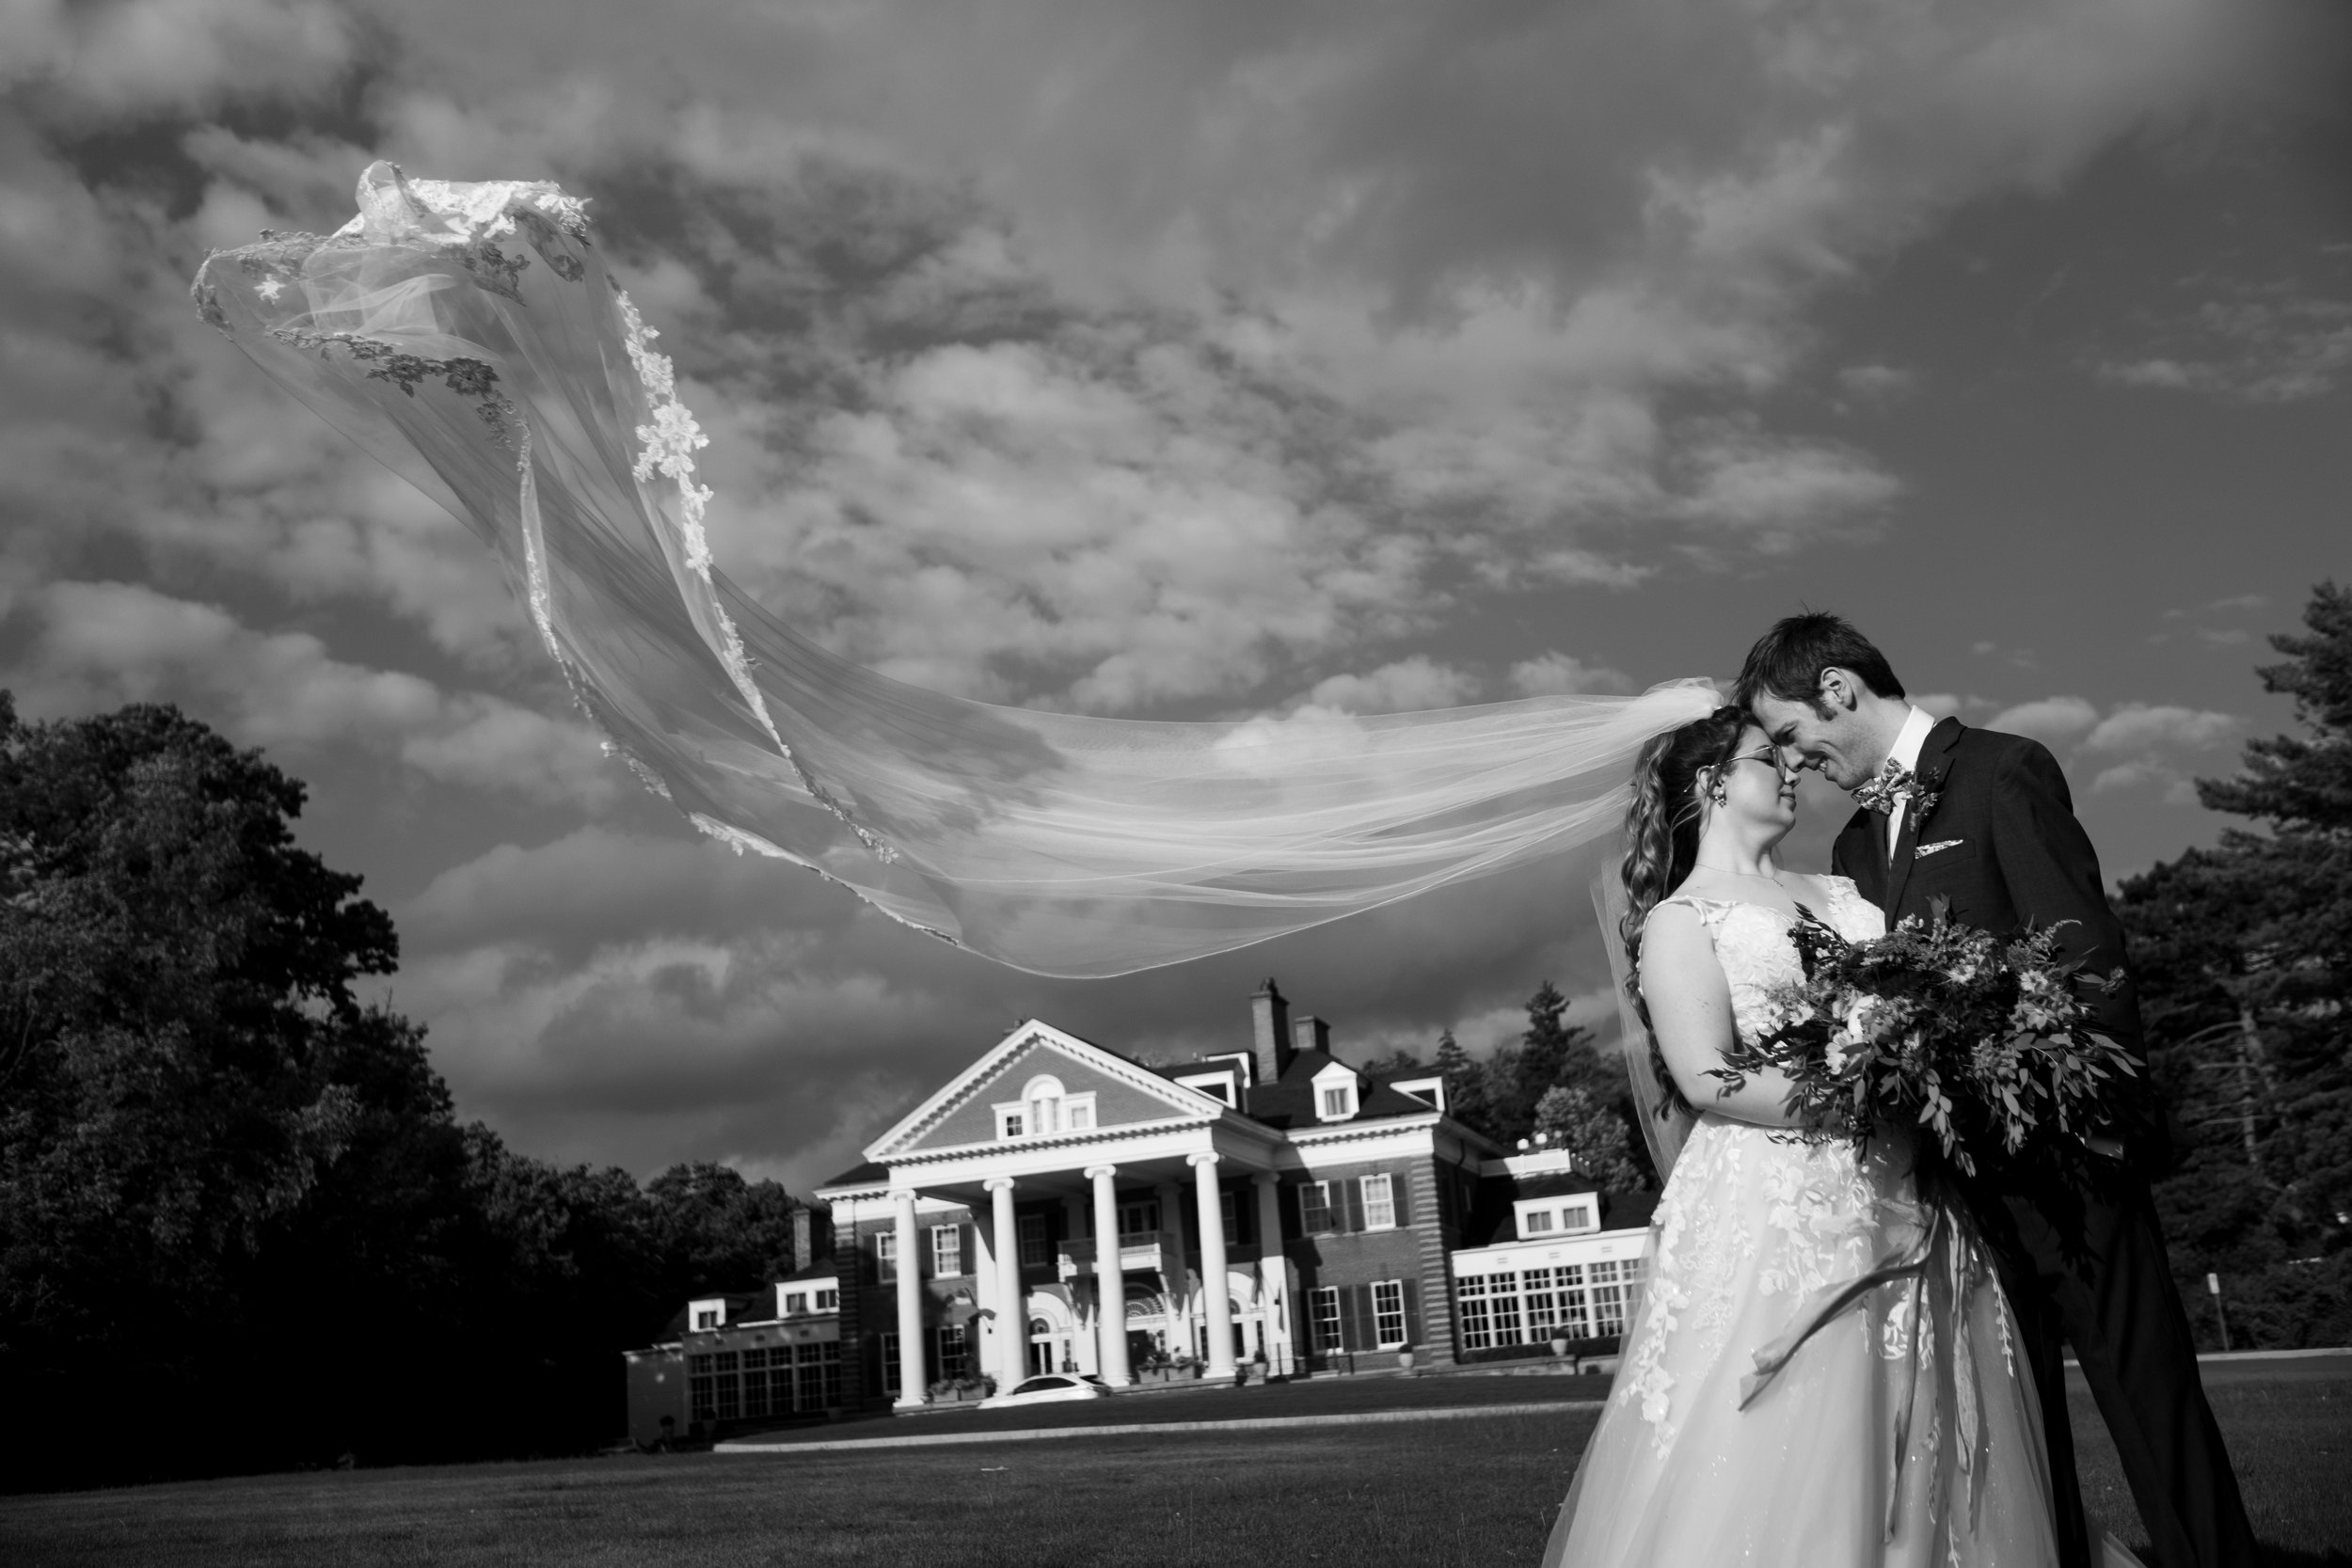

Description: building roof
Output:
[1231,1048,1443,1129]
[1456,1170,1659,1249]
[817,1159,889,1191]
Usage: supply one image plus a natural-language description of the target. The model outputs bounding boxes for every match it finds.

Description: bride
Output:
[1545,705,2063,1567]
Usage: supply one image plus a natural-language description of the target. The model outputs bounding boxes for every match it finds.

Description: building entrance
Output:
[1027,1317,1067,1376]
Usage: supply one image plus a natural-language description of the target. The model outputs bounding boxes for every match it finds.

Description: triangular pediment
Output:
[866,1022,1225,1160]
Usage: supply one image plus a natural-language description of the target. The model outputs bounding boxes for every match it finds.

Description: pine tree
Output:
[2117,582,2352,1349]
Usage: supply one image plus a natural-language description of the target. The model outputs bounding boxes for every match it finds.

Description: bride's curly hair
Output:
[1618,705,1752,1113]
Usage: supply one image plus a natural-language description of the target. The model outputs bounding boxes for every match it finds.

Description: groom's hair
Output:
[1735,613,1906,713]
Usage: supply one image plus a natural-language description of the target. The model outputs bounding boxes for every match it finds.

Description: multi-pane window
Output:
[1310,1286,1344,1353]
[1520,1267,1561,1337]
[1589,1259,1629,1336]
[739,1348,772,1418]
[1359,1173,1396,1229]
[815,1287,839,1311]
[1557,1266,1591,1338]
[1000,1111,1025,1139]
[1018,1213,1048,1267]
[688,1353,717,1421]
[1561,1201,1595,1232]
[693,1307,720,1329]
[1066,1101,1093,1131]
[782,1291,808,1314]
[1372,1280,1406,1348]
[931,1224,962,1276]
[1457,1274,1496,1349]
[1321,1085,1353,1117]
[1118,1199,1160,1236]
[1219,1189,1239,1240]
[935,1323,971,1380]
[881,1331,899,1391]
[1523,1209,1555,1234]
[875,1228,898,1282]
[711,1351,741,1420]
[1299,1180,1333,1233]
[1488,1273,1524,1344]
[1456,1259,1644,1348]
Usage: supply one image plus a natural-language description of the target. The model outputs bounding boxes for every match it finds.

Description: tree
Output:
[1534,1085,1650,1195]
[0,696,826,1484]
[2116,582,2352,1349]
[1432,1026,1498,1140]
[0,699,409,1479]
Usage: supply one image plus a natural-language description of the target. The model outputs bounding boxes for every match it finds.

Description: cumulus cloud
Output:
[0,0,2328,1180]
[1300,657,1481,715]
[2094,291,2352,402]
[2082,703,2238,754]
[1508,653,1636,699]
[1989,695,2102,744]
[15,581,620,808]
[0,0,357,117]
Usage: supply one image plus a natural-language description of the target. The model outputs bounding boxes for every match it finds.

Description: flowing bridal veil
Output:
[195,163,1714,977]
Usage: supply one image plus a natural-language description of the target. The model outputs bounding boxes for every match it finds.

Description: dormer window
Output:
[1175,1069,1238,1106]
[690,1296,726,1331]
[994,1077,1097,1139]
[1311,1062,1360,1121]
[1514,1197,1600,1240]
[783,1291,808,1313]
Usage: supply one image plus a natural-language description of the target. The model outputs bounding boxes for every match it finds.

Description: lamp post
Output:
[2206,1272,2232,1353]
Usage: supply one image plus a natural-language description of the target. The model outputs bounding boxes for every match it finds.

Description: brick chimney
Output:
[1252,979,1294,1085]
[1293,1014,1331,1060]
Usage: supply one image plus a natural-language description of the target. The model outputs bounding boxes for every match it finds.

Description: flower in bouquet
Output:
[1709,897,2137,1180]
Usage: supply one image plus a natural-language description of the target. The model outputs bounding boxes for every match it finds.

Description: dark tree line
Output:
[2115,582,2352,1350]
[0,697,813,1489]
[1367,979,1654,1193]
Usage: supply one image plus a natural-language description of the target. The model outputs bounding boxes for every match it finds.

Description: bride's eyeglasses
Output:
[1726,745,1797,781]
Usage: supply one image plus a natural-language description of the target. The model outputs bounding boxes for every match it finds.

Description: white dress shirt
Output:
[1883,704,1937,861]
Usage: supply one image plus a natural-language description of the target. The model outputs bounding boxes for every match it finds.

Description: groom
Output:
[1736,613,2257,1568]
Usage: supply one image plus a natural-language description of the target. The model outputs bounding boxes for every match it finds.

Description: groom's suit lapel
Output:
[1880,715,1963,918]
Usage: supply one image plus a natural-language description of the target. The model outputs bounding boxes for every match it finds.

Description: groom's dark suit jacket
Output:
[1832,715,2252,1568]
[1828,715,2154,1147]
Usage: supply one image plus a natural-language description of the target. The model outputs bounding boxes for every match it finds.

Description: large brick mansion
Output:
[626,981,1654,1442]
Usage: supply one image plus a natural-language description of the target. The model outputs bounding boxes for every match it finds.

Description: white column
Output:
[1192,1153,1237,1380]
[986,1177,1025,1392]
[1155,1178,1190,1358]
[970,1195,998,1377]
[1254,1172,1292,1376]
[1088,1164,1134,1386]
[891,1188,927,1408]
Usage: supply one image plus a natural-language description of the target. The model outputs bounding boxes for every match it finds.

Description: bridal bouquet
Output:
[1710,900,2138,1179]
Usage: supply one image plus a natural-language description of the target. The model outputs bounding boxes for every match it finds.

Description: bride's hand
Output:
[1640,905,1804,1128]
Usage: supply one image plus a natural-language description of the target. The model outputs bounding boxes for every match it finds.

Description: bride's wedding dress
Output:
[1547,878,2061,1567]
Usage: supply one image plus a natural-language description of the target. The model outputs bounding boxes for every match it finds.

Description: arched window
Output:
[1023,1075,1065,1136]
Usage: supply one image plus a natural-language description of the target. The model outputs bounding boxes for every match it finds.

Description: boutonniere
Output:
[1906,765,1947,826]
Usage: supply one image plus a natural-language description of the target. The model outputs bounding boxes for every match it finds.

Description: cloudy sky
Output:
[4,0,2346,1192]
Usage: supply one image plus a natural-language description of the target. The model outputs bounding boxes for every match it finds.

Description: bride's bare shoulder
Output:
[1786,871,1846,906]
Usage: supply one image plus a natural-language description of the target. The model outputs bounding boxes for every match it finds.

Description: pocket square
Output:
[1915,839,1963,860]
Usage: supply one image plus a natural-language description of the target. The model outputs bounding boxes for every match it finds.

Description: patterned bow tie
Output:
[1851,759,1917,816]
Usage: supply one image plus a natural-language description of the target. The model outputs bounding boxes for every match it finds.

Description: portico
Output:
[841,1022,1287,1405]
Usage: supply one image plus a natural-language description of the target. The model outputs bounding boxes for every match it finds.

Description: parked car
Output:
[980,1373,1105,1409]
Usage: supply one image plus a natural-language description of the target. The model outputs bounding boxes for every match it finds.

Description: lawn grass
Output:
[5,1376,2344,1566]
[2076,1378,2352,1565]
